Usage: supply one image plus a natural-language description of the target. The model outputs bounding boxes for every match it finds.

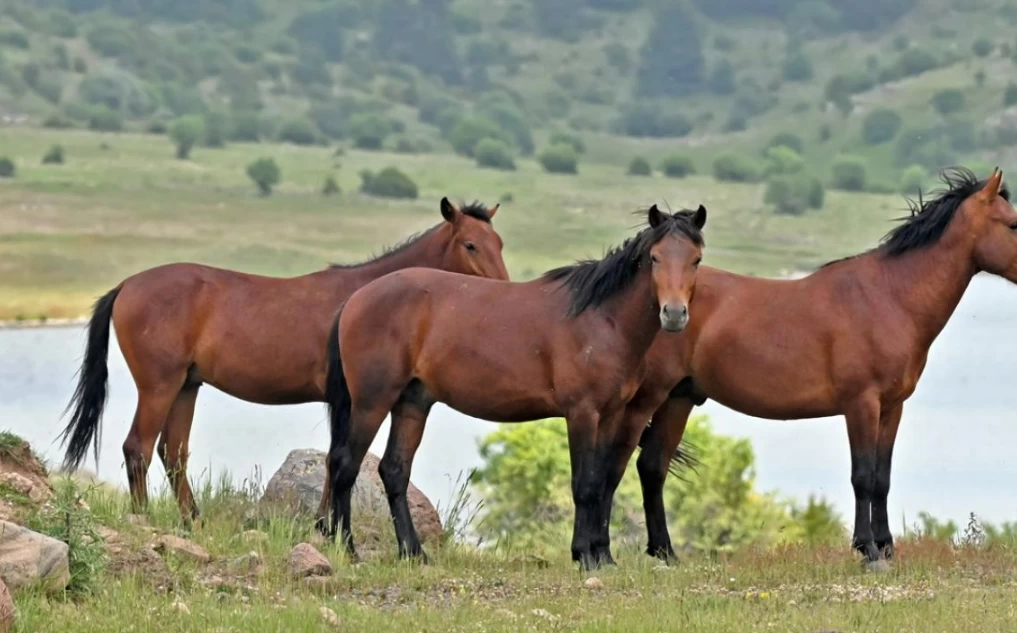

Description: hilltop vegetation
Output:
[0,0,1015,200]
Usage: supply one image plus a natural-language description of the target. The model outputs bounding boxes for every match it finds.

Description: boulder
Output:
[261,449,443,547]
[153,535,211,565]
[289,543,332,578]
[0,521,70,592]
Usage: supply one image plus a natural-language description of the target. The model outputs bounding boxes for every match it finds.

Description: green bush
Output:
[899,165,928,196]
[87,106,123,132]
[348,113,393,150]
[830,155,868,191]
[713,153,762,183]
[617,102,692,138]
[246,157,280,196]
[862,108,903,145]
[86,23,136,58]
[0,157,14,178]
[229,111,261,142]
[471,415,837,555]
[322,175,340,196]
[782,50,813,82]
[42,114,73,129]
[73,57,88,74]
[627,156,652,176]
[42,145,64,165]
[548,132,586,154]
[203,111,231,148]
[765,173,823,215]
[473,138,516,170]
[764,132,805,156]
[360,167,419,199]
[26,478,106,594]
[930,89,965,115]
[764,146,805,175]
[539,143,579,174]
[447,116,511,157]
[972,37,994,58]
[1004,83,1017,107]
[170,116,204,159]
[277,118,318,146]
[660,154,696,178]
[0,29,30,50]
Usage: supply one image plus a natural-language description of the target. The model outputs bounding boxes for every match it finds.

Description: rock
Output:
[319,606,340,627]
[0,473,48,505]
[289,543,332,578]
[172,601,191,615]
[228,551,262,574]
[261,449,443,546]
[0,578,13,632]
[583,577,604,590]
[126,514,149,527]
[153,535,211,565]
[866,559,891,574]
[0,520,70,592]
[0,439,52,506]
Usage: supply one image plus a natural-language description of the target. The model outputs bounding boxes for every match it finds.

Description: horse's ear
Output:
[487,203,500,219]
[979,167,1004,202]
[440,197,460,223]
[647,204,666,228]
[693,204,707,229]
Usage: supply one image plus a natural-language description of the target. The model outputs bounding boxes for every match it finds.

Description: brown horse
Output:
[58,198,509,522]
[323,205,707,569]
[617,168,1016,567]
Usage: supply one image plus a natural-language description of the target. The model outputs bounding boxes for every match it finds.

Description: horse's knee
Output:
[328,446,358,492]
[378,456,407,497]
[636,449,667,489]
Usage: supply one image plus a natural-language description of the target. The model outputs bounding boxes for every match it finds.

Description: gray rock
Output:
[0,521,70,592]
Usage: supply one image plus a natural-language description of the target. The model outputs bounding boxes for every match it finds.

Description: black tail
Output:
[638,422,701,482]
[324,306,352,449]
[59,285,121,471]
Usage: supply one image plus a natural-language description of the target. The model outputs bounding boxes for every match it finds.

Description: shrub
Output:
[807,175,825,209]
[972,37,994,58]
[170,116,204,159]
[618,102,692,138]
[548,132,585,154]
[42,145,64,165]
[0,29,30,50]
[322,175,340,196]
[861,108,903,145]
[764,146,805,175]
[146,119,168,134]
[764,132,805,155]
[627,156,652,176]
[765,174,810,215]
[360,167,419,199]
[348,113,393,150]
[203,111,231,148]
[87,106,123,132]
[26,478,106,594]
[86,24,136,58]
[830,155,868,191]
[473,138,516,170]
[713,153,762,183]
[230,111,261,142]
[277,118,318,146]
[0,158,14,178]
[660,154,696,178]
[708,60,736,94]
[782,50,813,82]
[73,57,88,74]
[1004,82,1017,107]
[42,114,73,129]
[930,89,965,115]
[899,165,927,196]
[539,144,579,174]
[447,116,510,157]
[246,157,280,196]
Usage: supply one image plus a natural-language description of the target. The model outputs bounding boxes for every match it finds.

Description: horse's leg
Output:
[636,396,694,562]
[123,386,183,513]
[380,398,431,561]
[565,405,602,571]
[845,394,882,564]
[156,385,201,525]
[591,409,649,566]
[872,403,903,560]
[328,403,391,558]
[314,473,332,536]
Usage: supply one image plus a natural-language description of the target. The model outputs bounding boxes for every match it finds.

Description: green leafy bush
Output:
[277,118,318,146]
[830,155,868,191]
[899,165,928,196]
[87,106,124,132]
[548,132,585,154]
[360,167,419,199]
[627,156,652,176]
[764,132,805,155]
[765,173,823,215]
[713,153,762,182]
[447,116,511,157]
[538,144,579,174]
[170,116,204,159]
[0,157,14,178]
[322,175,340,196]
[203,111,231,148]
[972,37,994,58]
[348,113,393,150]
[862,108,903,145]
[473,138,516,170]
[930,89,965,115]
[763,146,805,175]
[246,157,280,196]
[782,50,813,81]
[660,154,696,178]
[1004,82,1017,107]
[42,145,64,165]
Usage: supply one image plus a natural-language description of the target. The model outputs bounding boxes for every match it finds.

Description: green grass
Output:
[13,476,1017,632]
[0,127,915,320]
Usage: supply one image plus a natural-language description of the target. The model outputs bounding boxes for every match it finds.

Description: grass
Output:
[0,126,917,320]
[12,475,1017,632]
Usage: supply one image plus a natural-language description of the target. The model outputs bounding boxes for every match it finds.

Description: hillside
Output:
[0,0,1015,191]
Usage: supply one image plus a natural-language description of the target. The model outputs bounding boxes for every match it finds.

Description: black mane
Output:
[820,167,1010,269]
[328,200,493,269]
[542,208,705,317]
[880,167,1009,257]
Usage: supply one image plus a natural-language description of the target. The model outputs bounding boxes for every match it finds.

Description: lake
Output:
[2,273,1017,528]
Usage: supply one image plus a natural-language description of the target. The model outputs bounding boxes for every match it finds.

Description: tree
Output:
[246,157,280,195]
[830,155,868,191]
[782,50,813,81]
[636,1,705,97]
[627,156,652,176]
[862,108,902,145]
[360,167,419,199]
[972,37,994,58]
[375,0,462,84]
[170,116,204,159]
[539,144,579,174]
[348,113,393,150]
[660,154,696,178]
[473,138,516,170]
[1005,82,1017,107]
[930,89,965,116]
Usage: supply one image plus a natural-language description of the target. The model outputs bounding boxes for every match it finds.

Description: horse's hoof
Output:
[865,559,891,573]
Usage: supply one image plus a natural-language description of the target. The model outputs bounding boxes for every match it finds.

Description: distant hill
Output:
[1,0,1015,191]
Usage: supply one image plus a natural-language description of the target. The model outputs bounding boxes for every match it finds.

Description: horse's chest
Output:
[880,354,928,404]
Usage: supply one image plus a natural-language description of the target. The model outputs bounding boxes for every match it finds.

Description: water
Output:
[2,273,1017,528]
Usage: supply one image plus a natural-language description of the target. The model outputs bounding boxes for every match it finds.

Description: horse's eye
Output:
[693,258,702,266]
[650,255,659,264]
[465,242,477,252]
[1010,223,1017,231]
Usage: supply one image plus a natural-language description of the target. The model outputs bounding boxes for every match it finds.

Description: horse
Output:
[322,204,707,569]
[616,167,1016,567]
[58,198,509,523]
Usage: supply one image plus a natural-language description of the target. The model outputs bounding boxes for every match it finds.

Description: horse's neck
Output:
[598,272,661,356]
[880,240,976,346]
[322,234,445,290]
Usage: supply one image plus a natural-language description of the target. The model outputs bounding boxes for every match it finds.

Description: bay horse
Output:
[618,167,1015,567]
[58,198,509,522]
[323,205,707,569]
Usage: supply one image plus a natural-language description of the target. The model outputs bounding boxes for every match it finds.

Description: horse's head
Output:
[646,204,707,332]
[965,168,1017,282]
[436,198,510,281]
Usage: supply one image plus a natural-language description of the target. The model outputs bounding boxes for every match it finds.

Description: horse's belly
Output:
[698,367,839,421]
